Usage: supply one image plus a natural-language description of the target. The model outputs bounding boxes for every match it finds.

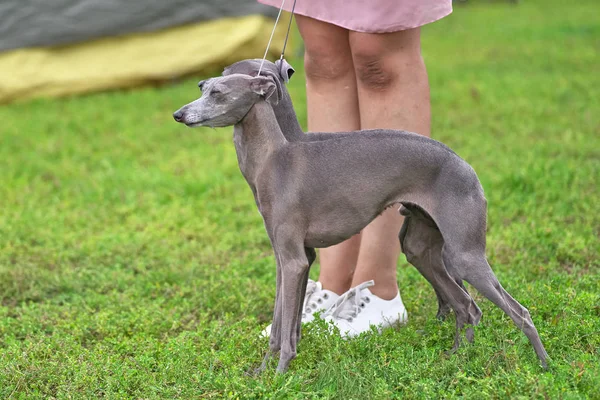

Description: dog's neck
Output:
[233,101,287,186]
[271,89,304,140]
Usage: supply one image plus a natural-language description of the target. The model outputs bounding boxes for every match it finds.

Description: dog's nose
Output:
[173,110,184,122]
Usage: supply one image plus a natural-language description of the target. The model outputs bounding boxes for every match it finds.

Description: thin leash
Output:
[257,0,298,76]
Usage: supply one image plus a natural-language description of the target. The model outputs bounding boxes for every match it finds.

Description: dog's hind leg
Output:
[400,207,450,320]
[399,205,482,349]
[400,206,471,320]
[445,250,549,367]
[400,211,449,320]
[435,194,548,367]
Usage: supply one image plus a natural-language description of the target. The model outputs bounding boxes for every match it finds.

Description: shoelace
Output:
[325,280,374,322]
[302,279,321,319]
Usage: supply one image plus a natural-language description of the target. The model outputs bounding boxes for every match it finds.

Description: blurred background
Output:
[0,0,290,104]
[0,0,598,397]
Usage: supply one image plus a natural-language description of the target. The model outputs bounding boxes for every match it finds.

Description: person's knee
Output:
[352,52,397,91]
[350,31,422,92]
[297,16,354,83]
[304,44,354,83]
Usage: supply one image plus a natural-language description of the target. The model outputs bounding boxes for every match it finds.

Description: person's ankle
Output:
[320,280,352,296]
[365,284,398,301]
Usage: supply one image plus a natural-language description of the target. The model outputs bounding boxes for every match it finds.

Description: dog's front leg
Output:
[294,248,315,343]
[270,257,283,350]
[294,268,309,343]
[255,233,284,374]
[278,259,309,373]
[272,226,309,373]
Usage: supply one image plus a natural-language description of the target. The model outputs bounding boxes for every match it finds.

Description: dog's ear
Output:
[250,76,279,105]
[256,68,284,103]
[275,58,295,83]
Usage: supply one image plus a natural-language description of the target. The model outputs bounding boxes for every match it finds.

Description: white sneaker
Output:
[323,280,408,338]
[262,279,339,337]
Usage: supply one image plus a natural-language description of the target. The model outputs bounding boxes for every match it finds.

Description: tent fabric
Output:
[0,15,289,104]
[0,0,277,52]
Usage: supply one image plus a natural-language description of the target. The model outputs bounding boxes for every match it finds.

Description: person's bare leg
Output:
[349,28,431,300]
[296,15,362,295]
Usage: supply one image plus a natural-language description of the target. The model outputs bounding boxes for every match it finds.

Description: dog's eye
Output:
[211,84,230,96]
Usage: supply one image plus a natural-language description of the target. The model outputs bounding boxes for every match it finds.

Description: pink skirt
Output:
[258,0,452,33]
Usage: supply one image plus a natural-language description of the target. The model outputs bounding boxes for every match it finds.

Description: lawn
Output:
[0,0,599,398]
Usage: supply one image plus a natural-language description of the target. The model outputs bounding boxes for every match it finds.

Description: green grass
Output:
[1,0,599,398]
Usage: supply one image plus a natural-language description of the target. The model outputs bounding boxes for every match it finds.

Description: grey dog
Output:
[173,67,548,373]
[223,59,470,324]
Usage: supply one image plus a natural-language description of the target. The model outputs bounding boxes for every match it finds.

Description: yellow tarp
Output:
[0,15,289,104]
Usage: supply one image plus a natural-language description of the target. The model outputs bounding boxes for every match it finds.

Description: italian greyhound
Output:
[172,72,548,373]
[223,59,469,322]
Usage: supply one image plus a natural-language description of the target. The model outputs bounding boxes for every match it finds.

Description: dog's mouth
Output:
[185,119,207,128]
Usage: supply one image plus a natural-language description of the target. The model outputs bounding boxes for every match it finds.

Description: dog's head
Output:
[222,58,295,104]
[173,74,279,128]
